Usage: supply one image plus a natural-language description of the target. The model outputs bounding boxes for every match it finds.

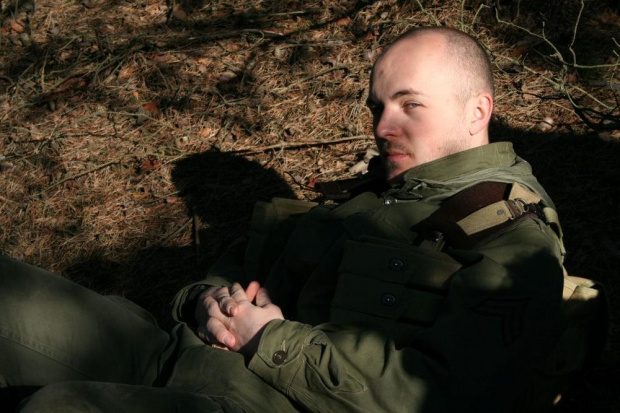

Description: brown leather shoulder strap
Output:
[415,182,541,249]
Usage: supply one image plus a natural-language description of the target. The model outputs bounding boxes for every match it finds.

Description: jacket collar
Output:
[398,142,517,184]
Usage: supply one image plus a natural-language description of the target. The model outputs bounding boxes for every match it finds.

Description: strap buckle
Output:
[506,198,527,219]
[508,199,548,223]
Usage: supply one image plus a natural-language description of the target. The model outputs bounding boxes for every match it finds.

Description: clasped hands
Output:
[194,281,284,357]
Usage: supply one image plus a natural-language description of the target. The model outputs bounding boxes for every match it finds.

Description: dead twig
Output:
[495,9,619,70]
[415,0,441,26]
[32,156,127,197]
[229,135,371,154]
[568,0,585,67]
[273,65,349,94]
[149,217,192,248]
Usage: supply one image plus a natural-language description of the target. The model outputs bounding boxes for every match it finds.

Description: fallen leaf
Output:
[308,175,317,188]
[509,47,528,58]
[198,127,214,138]
[566,71,579,83]
[335,17,351,26]
[10,22,25,34]
[171,5,187,20]
[132,191,149,200]
[142,101,160,116]
[151,53,172,64]
[137,157,161,174]
[118,66,138,80]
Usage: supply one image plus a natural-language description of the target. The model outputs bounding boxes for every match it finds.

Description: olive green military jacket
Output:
[173,142,565,412]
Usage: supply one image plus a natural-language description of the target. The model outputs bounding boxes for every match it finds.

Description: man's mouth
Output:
[382,150,409,162]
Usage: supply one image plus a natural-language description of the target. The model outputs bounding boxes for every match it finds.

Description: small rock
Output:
[598,131,612,142]
[273,46,287,59]
[19,32,31,46]
[349,160,369,174]
[363,148,379,162]
[363,49,377,61]
[536,117,554,132]
[175,135,189,148]
[0,161,15,172]
[219,71,237,82]
[20,0,35,13]
[306,98,318,112]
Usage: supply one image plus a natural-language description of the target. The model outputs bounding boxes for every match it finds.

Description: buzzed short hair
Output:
[378,27,495,101]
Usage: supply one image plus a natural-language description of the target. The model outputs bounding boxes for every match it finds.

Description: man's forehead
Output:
[379,31,446,59]
[369,33,449,93]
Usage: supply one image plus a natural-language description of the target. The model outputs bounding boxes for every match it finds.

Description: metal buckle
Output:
[506,199,526,219]
[508,199,547,223]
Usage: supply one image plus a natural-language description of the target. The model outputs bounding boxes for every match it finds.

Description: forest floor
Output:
[1,0,619,410]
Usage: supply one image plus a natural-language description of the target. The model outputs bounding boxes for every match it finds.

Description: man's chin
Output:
[383,161,412,183]
[384,167,407,183]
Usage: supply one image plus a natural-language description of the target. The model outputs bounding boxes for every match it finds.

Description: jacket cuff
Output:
[248,319,313,393]
[171,276,233,324]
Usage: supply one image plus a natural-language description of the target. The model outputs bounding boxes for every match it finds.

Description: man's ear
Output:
[468,92,493,136]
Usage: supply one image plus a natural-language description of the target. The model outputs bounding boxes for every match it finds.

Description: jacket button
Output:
[388,258,404,271]
[381,293,397,307]
[272,350,287,365]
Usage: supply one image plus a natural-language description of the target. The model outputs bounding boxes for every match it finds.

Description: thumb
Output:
[245,281,261,303]
[255,287,273,307]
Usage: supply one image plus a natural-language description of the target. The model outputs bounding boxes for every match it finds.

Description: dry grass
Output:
[1,0,619,410]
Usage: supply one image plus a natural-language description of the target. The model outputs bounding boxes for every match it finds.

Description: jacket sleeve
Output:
[247,219,565,412]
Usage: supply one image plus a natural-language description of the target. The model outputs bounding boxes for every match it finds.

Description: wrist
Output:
[239,324,268,361]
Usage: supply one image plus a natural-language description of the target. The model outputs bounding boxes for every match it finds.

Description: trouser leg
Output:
[19,381,245,413]
[0,256,174,403]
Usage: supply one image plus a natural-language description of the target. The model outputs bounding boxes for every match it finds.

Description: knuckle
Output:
[214,287,230,300]
[205,300,218,313]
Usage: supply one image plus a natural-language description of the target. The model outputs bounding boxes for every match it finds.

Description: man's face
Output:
[368,35,470,181]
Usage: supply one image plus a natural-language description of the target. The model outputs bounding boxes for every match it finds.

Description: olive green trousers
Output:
[0,256,298,412]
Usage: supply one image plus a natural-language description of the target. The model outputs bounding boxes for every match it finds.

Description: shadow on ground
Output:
[67,150,296,327]
[491,119,620,413]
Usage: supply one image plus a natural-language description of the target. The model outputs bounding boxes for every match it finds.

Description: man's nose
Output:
[374,108,397,140]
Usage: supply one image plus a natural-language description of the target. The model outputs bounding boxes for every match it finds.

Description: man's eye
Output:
[404,102,420,109]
